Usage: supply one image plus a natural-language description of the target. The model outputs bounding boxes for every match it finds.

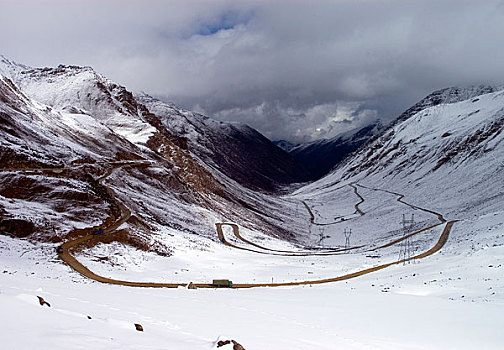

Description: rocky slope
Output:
[0,57,307,253]
[137,93,311,192]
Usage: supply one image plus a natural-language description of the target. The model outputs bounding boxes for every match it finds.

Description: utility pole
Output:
[319,226,325,246]
[398,213,415,264]
[344,228,352,252]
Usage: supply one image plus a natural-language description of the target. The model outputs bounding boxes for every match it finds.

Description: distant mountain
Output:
[137,93,311,192]
[299,86,504,220]
[283,122,383,181]
[294,85,504,263]
[273,140,297,153]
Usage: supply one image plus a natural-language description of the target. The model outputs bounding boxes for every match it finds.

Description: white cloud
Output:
[2,0,503,142]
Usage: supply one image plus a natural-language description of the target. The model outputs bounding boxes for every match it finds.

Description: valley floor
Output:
[1,179,503,349]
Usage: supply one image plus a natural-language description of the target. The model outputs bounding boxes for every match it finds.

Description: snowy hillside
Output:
[287,121,383,180]
[0,56,157,147]
[137,93,311,192]
[310,87,504,219]
[391,85,504,128]
[293,86,504,305]
[296,87,504,254]
[3,55,310,193]
[0,59,306,250]
[1,55,503,350]
[0,73,217,246]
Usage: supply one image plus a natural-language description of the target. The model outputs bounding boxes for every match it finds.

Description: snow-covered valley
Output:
[1,56,503,349]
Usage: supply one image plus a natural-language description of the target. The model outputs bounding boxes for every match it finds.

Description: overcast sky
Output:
[2,0,504,142]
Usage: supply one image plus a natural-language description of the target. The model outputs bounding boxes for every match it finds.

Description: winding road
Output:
[216,222,362,256]
[301,183,364,227]
[51,162,455,289]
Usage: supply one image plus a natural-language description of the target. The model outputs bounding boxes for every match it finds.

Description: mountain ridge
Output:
[137,92,312,192]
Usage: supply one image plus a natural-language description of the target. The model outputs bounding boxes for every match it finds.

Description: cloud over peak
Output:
[2,0,503,142]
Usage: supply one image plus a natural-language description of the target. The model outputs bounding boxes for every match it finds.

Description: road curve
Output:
[302,183,365,227]
[58,162,185,288]
[216,223,362,256]
[230,220,456,288]
[356,184,446,223]
[55,162,456,289]
[61,220,455,289]
[349,183,365,216]
[240,182,447,255]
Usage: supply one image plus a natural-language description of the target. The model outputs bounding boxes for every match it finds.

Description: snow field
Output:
[1,231,503,350]
[2,58,504,349]
[71,181,451,288]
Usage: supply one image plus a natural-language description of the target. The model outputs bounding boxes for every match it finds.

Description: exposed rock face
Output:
[0,219,35,238]
[232,340,246,350]
[0,57,308,251]
[217,340,231,347]
[137,94,311,193]
[216,339,246,349]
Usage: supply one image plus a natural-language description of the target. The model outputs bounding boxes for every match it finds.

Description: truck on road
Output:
[212,279,233,288]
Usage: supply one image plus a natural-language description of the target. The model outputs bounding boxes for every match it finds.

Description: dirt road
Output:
[230,220,456,288]
[61,219,455,289]
[302,183,365,227]
[216,223,361,256]
[54,162,455,289]
[58,162,185,288]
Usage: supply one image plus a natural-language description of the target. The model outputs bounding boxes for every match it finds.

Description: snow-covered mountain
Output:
[137,93,311,192]
[1,56,165,148]
[0,74,220,248]
[272,139,297,153]
[298,85,504,245]
[1,55,503,350]
[332,87,504,191]
[285,121,383,180]
[391,85,504,128]
[0,57,306,250]
[2,55,310,193]
[279,85,503,182]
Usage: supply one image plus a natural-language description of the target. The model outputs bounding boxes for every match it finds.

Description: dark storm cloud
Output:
[2,0,504,142]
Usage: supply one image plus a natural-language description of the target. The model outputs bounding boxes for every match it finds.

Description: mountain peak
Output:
[393,84,504,127]
[0,54,31,78]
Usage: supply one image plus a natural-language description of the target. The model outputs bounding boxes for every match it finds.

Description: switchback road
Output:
[52,163,455,289]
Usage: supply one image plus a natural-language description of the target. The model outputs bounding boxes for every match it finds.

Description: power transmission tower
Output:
[319,226,325,246]
[398,214,415,264]
[344,228,352,252]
